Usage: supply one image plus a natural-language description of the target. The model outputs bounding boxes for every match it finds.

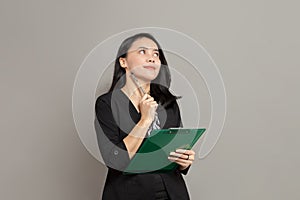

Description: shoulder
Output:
[95,91,113,106]
[95,89,125,109]
[94,91,116,121]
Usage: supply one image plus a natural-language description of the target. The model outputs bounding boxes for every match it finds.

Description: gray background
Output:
[1,0,299,199]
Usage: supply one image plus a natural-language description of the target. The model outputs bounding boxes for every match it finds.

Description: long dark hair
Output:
[109,33,180,107]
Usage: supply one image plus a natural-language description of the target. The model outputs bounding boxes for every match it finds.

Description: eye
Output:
[139,49,146,54]
[153,52,159,57]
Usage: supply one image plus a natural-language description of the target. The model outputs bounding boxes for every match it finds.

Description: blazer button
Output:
[114,150,118,155]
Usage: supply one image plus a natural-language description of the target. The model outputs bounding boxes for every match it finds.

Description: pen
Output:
[130,72,160,136]
[130,72,146,96]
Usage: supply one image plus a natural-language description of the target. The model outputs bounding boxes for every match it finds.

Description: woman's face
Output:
[120,37,161,82]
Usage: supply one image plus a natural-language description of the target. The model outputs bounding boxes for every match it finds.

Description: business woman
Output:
[94,33,195,200]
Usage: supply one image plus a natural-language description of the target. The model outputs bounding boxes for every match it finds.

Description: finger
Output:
[174,154,194,161]
[168,156,193,165]
[174,160,192,168]
[150,102,158,107]
[168,155,193,164]
[143,97,155,103]
[176,149,195,155]
[170,152,194,161]
[169,152,182,157]
[143,94,152,100]
[141,102,157,109]
[141,94,148,101]
[169,152,189,160]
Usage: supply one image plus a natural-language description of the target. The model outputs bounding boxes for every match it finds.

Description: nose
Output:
[147,57,155,63]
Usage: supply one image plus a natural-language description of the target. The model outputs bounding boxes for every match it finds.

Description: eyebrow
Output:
[136,46,159,51]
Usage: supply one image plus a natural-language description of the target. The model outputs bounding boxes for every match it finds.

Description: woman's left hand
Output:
[168,149,195,171]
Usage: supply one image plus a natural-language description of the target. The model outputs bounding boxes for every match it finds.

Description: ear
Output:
[119,57,127,68]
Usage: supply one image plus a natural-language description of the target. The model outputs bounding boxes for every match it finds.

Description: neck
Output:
[122,74,150,98]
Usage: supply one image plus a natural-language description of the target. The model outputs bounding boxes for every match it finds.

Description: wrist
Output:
[178,165,188,171]
[138,118,152,128]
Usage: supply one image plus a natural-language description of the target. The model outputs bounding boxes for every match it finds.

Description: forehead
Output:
[128,37,158,51]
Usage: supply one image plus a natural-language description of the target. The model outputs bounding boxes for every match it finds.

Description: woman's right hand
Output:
[139,94,158,124]
[124,94,158,158]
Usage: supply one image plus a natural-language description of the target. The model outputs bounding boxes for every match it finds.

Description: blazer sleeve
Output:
[174,100,192,175]
[94,96,130,171]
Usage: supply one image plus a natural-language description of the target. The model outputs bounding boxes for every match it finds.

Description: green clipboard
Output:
[124,128,206,174]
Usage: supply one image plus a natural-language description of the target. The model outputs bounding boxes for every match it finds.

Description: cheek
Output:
[156,58,161,66]
[127,57,144,69]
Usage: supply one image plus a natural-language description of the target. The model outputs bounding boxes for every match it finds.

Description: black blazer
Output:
[95,90,190,200]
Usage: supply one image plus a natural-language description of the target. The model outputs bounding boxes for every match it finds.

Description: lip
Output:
[143,65,157,70]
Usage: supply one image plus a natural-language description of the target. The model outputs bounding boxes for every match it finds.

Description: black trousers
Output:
[153,174,170,200]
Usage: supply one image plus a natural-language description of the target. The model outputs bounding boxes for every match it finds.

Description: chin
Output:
[135,72,159,83]
[142,74,159,82]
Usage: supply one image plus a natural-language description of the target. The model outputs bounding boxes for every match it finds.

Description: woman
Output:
[95,33,195,200]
